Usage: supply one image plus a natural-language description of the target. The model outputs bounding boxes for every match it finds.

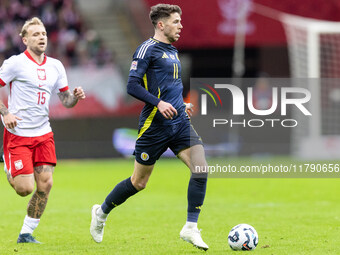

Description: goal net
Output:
[281,14,340,159]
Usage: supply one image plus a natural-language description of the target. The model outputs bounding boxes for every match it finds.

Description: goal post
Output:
[281,14,340,159]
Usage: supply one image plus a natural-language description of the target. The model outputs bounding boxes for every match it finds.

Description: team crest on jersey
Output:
[14,160,23,170]
[169,54,175,60]
[141,152,149,161]
[37,69,46,80]
[130,60,138,71]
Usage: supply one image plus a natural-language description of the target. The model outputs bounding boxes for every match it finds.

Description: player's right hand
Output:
[157,100,178,119]
[3,113,22,129]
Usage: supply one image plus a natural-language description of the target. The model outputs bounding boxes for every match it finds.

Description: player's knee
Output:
[132,180,147,191]
[12,175,34,196]
[45,178,53,191]
[38,178,53,193]
[15,185,34,197]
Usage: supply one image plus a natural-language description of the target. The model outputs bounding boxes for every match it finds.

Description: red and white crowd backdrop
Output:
[145,0,340,49]
[2,0,338,120]
[49,66,127,119]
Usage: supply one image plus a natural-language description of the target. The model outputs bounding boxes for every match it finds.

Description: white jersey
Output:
[0,50,69,137]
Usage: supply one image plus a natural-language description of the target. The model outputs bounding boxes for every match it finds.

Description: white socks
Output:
[96,206,108,221]
[20,215,40,234]
[184,221,198,229]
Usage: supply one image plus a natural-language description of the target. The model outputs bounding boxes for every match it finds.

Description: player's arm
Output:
[0,58,22,128]
[127,76,177,119]
[58,87,86,108]
[0,100,22,129]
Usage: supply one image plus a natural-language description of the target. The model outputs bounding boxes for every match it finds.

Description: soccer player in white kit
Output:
[0,17,86,243]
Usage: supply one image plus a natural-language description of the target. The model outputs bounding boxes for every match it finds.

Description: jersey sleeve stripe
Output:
[136,42,151,59]
[139,41,156,59]
[0,78,6,86]
[136,39,152,59]
[59,86,69,92]
[136,41,156,59]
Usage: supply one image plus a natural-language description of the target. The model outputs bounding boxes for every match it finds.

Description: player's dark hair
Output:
[149,4,182,27]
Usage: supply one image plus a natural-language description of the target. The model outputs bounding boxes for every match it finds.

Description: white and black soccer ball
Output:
[228,224,258,251]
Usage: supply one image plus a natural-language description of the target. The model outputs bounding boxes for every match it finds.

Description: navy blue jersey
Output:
[129,38,186,129]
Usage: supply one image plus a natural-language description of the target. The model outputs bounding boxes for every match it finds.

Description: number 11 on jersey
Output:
[173,63,178,79]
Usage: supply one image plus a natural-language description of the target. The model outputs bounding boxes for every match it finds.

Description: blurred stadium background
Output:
[2,1,340,254]
[1,0,340,159]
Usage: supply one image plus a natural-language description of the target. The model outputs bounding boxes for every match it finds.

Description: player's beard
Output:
[31,44,47,56]
[164,31,176,43]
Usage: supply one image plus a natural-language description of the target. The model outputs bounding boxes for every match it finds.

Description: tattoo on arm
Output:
[0,100,9,116]
[58,90,78,108]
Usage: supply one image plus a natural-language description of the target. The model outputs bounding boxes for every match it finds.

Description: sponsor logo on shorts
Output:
[14,160,23,170]
[130,60,138,71]
[141,152,149,161]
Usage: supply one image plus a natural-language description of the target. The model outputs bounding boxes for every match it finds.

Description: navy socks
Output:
[187,174,208,222]
[101,177,138,214]
[100,174,207,222]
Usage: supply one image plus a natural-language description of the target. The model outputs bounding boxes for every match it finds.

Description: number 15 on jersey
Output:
[37,92,46,105]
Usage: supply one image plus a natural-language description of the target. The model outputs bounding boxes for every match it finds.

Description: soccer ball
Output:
[228,224,258,251]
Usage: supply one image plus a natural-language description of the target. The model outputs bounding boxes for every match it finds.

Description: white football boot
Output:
[180,224,209,251]
[90,204,106,243]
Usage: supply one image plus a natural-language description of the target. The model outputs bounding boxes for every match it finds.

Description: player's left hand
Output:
[73,87,86,100]
[185,103,194,118]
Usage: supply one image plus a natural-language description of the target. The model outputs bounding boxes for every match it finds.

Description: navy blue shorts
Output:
[134,119,203,165]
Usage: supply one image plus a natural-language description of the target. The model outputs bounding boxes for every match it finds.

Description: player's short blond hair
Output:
[20,17,45,38]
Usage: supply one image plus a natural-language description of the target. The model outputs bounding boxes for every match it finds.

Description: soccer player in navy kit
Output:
[90,4,209,250]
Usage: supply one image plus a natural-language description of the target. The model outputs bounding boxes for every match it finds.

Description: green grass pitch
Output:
[0,158,339,254]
